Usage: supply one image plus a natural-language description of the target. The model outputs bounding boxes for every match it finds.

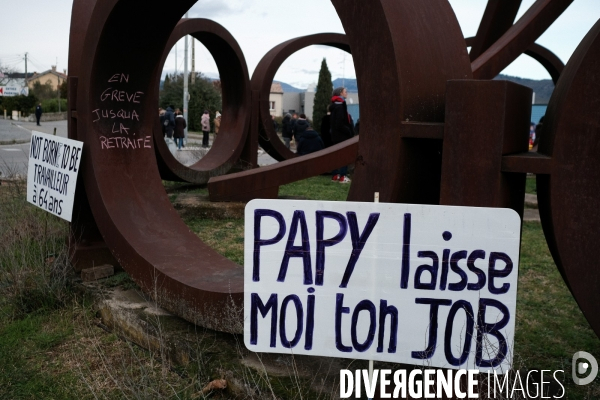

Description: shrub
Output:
[39,98,68,113]
[1,94,38,116]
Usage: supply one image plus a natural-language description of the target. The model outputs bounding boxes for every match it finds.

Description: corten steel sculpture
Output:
[154,32,351,182]
[69,0,243,332]
[69,0,600,343]
[250,34,351,162]
[152,19,251,184]
[466,37,565,84]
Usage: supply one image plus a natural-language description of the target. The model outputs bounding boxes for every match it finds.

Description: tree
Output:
[0,62,16,86]
[30,80,57,101]
[312,58,333,134]
[1,94,37,115]
[159,73,221,131]
[59,80,68,100]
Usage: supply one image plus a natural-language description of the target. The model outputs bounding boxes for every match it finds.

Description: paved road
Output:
[0,119,277,179]
[0,119,68,178]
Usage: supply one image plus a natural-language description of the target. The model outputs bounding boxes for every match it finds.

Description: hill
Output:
[274,81,303,93]
[331,75,552,101]
[332,78,358,92]
[494,74,554,104]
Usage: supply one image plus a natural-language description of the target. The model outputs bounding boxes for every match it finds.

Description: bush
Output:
[39,98,68,113]
[1,94,38,116]
[30,81,56,102]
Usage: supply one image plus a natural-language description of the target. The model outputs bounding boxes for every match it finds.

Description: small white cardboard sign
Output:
[27,131,83,222]
[244,199,521,373]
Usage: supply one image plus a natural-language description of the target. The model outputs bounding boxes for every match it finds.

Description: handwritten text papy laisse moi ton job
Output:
[93,73,151,150]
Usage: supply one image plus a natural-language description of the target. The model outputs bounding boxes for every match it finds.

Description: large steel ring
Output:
[153,18,251,184]
[537,19,600,337]
[75,0,243,333]
[335,0,473,204]
[465,37,564,84]
[250,33,350,161]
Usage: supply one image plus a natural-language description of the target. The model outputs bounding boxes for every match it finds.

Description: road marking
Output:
[2,149,21,152]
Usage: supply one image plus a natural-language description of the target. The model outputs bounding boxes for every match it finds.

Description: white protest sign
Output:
[244,200,521,373]
[27,131,83,222]
[0,86,29,96]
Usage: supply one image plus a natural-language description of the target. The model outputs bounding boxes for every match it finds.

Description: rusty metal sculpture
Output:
[250,34,350,162]
[155,32,350,180]
[69,0,242,332]
[69,0,600,343]
[153,19,251,184]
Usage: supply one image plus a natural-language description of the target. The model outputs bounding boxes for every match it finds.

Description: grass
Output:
[175,176,600,398]
[514,222,600,398]
[0,310,82,399]
[0,171,598,398]
[526,175,536,195]
[279,175,351,201]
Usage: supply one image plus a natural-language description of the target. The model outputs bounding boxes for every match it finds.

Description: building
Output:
[531,104,547,124]
[274,80,361,122]
[269,83,284,117]
[284,84,360,123]
[26,66,67,90]
[283,92,300,116]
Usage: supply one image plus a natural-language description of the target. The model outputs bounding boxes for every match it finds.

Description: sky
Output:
[0,0,598,89]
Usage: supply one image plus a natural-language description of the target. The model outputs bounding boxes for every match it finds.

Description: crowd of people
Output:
[158,107,222,150]
[157,86,356,183]
[277,86,357,183]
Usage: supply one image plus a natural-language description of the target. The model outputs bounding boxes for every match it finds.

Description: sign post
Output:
[27,131,83,222]
[244,199,521,373]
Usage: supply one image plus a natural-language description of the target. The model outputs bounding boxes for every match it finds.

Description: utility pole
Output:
[58,76,62,113]
[24,52,28,80]
[183,12,189,142]
[342,53,346,88]
[57,57,61,113]
[175,43,177,76]
[191,38,195,84]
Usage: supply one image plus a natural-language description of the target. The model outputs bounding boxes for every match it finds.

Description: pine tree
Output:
[312,58,333,134]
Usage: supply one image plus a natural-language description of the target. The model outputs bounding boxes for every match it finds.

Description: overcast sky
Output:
[1,0,598,89]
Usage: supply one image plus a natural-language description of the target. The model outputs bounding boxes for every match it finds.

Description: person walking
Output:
[164,105,176,139]
[35,103,43,126]
[290,113,298,145]
[174,111,187,150]
[201,110,210,148]
[214,111,221,135]
[159,108,166,137]
[272,115,279,133]
[281,113,293,149]
[330,87,353,183]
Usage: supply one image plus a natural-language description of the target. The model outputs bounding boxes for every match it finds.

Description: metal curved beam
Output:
[74,0,243,333]
[469,0,522,62]
[536,19,600,338]
[250,33,350,161]
[524,42,564,84]
[152,19,251,184]
[208,136,359,202]
[466,37,564,84]
[331,0,473,204]
[472,0,573,80]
